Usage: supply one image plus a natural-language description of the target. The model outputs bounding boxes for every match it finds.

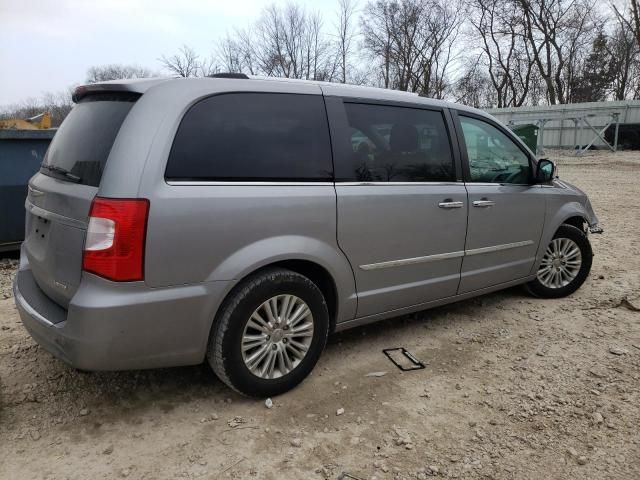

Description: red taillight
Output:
[82,197,149,282]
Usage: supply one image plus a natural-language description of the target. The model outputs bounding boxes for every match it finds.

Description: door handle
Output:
[438,200,464,209]
[473,200,495,208]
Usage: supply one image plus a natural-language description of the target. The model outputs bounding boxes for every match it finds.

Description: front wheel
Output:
[207,268,329,397]
[525,224,593,298]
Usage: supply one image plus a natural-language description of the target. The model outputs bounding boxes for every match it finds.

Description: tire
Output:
[207,268,329,397]
[525,224,593,298]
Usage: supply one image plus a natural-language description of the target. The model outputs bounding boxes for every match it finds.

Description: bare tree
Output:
[362,0,463,98]
[453,56,497,107]
[239,3,336,80]
[336,0,358,83]
[159,45,202,77]
[198,54,220,77]
[305,11,338,80]
[467,0,534,107]
[256,4,302,77]
[218,34,244,73]
[613,0,640,47]
[217,29,259,74]
[607,11,640,100]
[85,64,155,83]
[518,0,599,104]
[71,0,635,107]
[361,1,395,87]
[414,0,463,97]
[633,0,640,45]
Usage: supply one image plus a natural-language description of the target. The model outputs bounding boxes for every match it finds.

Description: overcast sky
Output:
[0,0,340,106]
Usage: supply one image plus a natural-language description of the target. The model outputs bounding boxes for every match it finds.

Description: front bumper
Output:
[13,267,230,371]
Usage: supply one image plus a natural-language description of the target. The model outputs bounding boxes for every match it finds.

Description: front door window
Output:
[459,116,531,184]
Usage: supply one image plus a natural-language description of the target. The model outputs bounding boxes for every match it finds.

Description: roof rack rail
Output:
[208,73,249,79]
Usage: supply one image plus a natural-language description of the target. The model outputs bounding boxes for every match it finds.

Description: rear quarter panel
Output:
[143,184,357,322]
[131,79,357,323]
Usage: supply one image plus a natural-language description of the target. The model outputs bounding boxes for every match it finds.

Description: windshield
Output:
[41,93,139,187]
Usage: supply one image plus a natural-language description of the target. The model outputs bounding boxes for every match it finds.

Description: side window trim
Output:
[452,109,535,185]
[324,96,353,183]
[324,95,461,184]
[443,108,463,182]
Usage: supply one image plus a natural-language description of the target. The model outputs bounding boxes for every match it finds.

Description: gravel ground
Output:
[0,257,18,300]
[1,149,639,479]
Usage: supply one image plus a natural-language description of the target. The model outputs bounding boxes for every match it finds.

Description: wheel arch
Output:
[207,235,355,313]
[244,259,340,333]
[202,258,345,365]
[562,215,588,233]
[532,202,592,274]
[196,237,357,363]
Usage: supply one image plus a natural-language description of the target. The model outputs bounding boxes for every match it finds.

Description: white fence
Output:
[486,100,640,153]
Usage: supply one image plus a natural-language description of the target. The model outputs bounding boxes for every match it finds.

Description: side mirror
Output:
[536,159,556,183]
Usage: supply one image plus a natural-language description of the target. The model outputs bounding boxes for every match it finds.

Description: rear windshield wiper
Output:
[41,164,81,183]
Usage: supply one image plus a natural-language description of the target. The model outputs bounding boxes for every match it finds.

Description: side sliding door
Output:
[326,97,468,318]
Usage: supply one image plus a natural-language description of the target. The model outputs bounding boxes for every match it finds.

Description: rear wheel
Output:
[525,224,593,298]
[207,268,329,397]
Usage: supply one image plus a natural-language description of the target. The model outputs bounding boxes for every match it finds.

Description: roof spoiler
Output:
[72,78,168,103]
[72,84,134,103]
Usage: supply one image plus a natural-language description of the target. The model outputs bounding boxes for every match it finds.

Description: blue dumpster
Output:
[0,129,55,252]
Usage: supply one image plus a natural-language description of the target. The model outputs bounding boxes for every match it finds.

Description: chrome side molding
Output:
[465,240,534,256]
[360,250,465,270]
[359,240,535,270]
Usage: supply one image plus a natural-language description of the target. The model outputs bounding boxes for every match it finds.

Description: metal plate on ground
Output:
[383,347,425,371]
[338,473,365,480]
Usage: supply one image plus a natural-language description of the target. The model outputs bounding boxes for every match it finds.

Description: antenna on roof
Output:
[208,73,250,79]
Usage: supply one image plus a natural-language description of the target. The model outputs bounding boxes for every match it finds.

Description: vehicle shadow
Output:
[328,285,524,347]
[14,286,525,422]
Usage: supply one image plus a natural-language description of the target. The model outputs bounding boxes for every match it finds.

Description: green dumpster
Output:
[510,124,538,154]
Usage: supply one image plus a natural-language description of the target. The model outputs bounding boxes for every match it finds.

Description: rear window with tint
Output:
[41,93,138,187]
[338,102,454,182]
[165,93,333,181]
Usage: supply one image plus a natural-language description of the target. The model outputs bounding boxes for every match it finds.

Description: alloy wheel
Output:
[241,295,314,379]
[537,237,582,289]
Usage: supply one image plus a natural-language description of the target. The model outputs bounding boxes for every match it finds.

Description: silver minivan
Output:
[14,75,601,397]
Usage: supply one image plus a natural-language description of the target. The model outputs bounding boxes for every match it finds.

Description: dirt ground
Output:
[1,149,639,480]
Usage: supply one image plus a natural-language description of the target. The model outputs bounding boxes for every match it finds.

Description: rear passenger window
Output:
[339,103,454,182]
[166,93,332,181]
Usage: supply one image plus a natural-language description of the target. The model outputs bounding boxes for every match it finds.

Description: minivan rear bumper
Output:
[14,266,230,371]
